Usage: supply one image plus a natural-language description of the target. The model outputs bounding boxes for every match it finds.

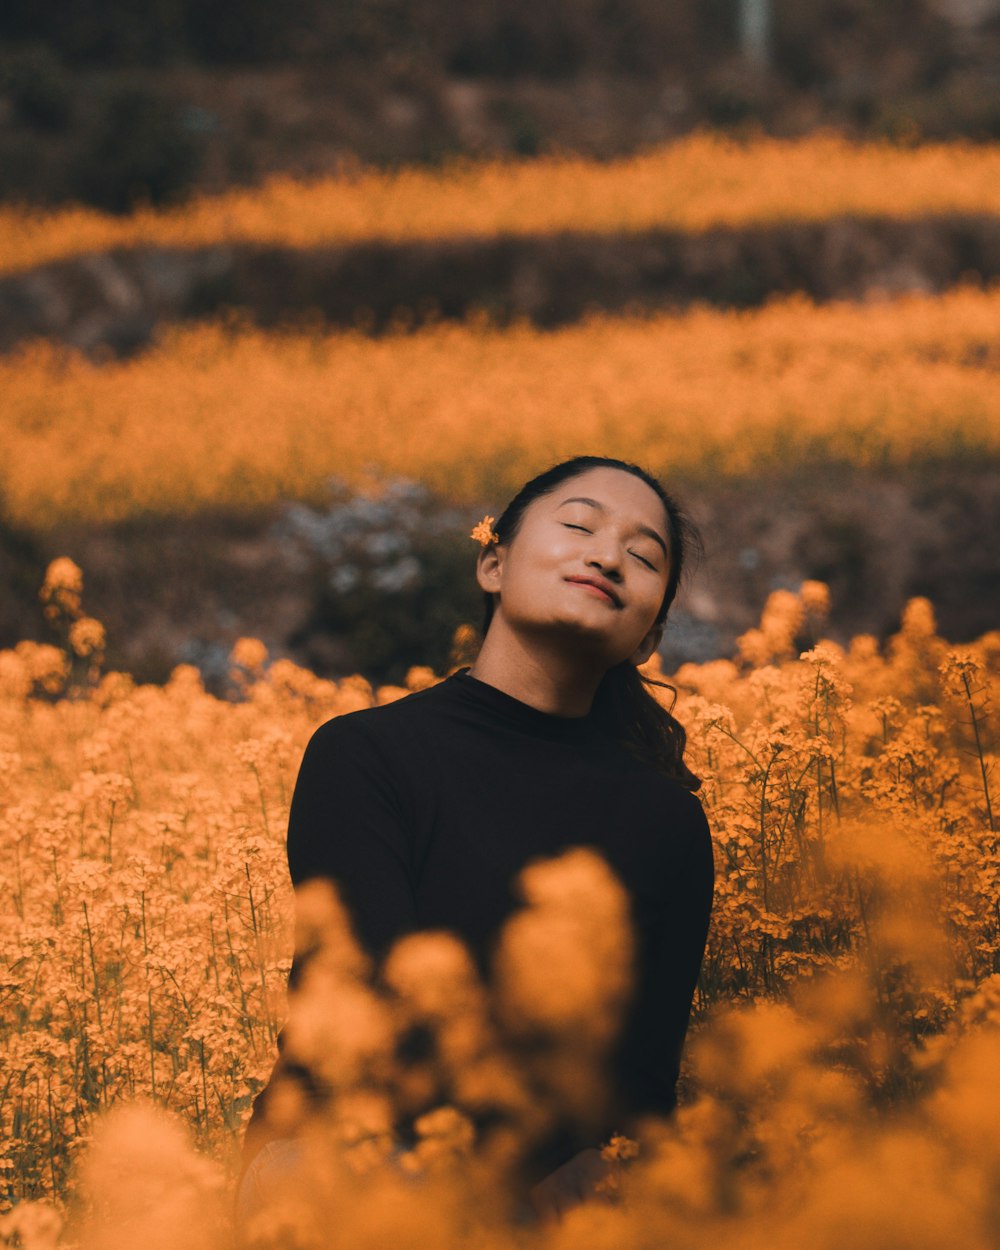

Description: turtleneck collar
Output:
[446,666,604,743]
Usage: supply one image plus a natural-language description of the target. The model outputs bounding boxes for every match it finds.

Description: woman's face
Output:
[478,466,673,668]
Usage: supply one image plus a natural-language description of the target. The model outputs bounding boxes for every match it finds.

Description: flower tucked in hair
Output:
[470,515,499,546]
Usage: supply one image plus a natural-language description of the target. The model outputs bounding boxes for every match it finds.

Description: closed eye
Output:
[565,523,657,569]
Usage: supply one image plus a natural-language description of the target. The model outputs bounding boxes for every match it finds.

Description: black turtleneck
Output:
[243,667,714,1186]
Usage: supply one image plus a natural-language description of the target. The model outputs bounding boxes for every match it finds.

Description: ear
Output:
[630,618,664,667]
[474,542,504,596]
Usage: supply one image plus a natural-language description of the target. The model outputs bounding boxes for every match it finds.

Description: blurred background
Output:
[3,0,1000,203]
[1,0,998,688]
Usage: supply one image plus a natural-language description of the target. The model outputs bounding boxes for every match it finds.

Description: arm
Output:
[522,799,715,1219]
[243,715,418,1168]
[286,715,419,972]
[611,797,716,1125]
[526,1147,617,1222]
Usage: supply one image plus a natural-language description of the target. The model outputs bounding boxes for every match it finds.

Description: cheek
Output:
[507,530,575,587]
[498,558,548,614]
[500,547,576,619]
[633,586,667,630]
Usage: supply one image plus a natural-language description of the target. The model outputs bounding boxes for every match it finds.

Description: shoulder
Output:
[290,685,455,824]
[628,762,713,858]
[304,679,454,755]
[614,745,709,822]
[658,775,709,824]
[661,780,714,880]
[657,773,711,835]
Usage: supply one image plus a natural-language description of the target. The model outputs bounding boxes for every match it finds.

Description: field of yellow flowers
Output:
[4,134,1000,277]
[1,559,997,1248]
[4,283,1000,532]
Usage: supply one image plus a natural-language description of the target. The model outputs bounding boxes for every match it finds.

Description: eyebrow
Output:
[557,496,669,560]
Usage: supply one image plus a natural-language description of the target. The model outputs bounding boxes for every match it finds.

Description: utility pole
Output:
[739,0,772,72]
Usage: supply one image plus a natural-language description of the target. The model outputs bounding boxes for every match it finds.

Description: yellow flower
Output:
[229,636,268,672]
[470,515,499,546]
[41,556,83,595]
[404,664,438,691]
[800,579,831,618]
[39,557,84,622]
[601,1132,641,1163]
[68,617,106,657]
[14,640,69,693]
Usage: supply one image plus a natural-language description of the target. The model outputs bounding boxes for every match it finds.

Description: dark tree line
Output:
[0,0,995,213]
[0,0,962,80]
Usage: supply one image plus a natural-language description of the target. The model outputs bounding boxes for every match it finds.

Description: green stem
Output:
[82,900,104,1032]
[141,891,156,1101]
[962,670,995,835]
[246,864,275,1044]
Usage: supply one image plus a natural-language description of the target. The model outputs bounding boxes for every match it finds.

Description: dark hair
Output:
[478,455,702,791]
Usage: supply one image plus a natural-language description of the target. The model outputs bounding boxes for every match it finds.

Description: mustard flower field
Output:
[4,284,1000,532]
[3,121,1000,1249]
[2,560,998,1249]
[4,134,1000,276]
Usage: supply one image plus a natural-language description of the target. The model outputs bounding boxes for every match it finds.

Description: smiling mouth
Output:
[566,578,621,608]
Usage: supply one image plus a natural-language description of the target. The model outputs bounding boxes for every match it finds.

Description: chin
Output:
[551,620,624,663]
[511,608,622,660]
[548,612,611,639]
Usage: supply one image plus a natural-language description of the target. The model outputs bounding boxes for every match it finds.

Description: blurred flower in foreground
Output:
[76,1102,227,1250]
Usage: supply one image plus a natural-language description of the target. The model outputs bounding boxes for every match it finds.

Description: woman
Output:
[239,454,715,1224]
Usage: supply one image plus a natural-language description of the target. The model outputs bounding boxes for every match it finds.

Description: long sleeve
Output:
[242,671,717,1186]
[522,798,715,1186]
[611,797,715,1125]
[242,714,419,1173]
[286,715,419,970]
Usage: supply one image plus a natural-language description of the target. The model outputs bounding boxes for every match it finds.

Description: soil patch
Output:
[3,213,1000,357]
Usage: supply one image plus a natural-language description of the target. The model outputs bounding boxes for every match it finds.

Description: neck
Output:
[466,616,607,717]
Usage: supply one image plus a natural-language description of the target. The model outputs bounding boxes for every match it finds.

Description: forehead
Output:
[541,466,668,530]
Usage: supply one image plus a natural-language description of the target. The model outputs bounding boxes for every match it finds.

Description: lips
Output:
[565,576,622,608]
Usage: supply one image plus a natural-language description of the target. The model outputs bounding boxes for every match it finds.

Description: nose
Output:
[585,540,623,581]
